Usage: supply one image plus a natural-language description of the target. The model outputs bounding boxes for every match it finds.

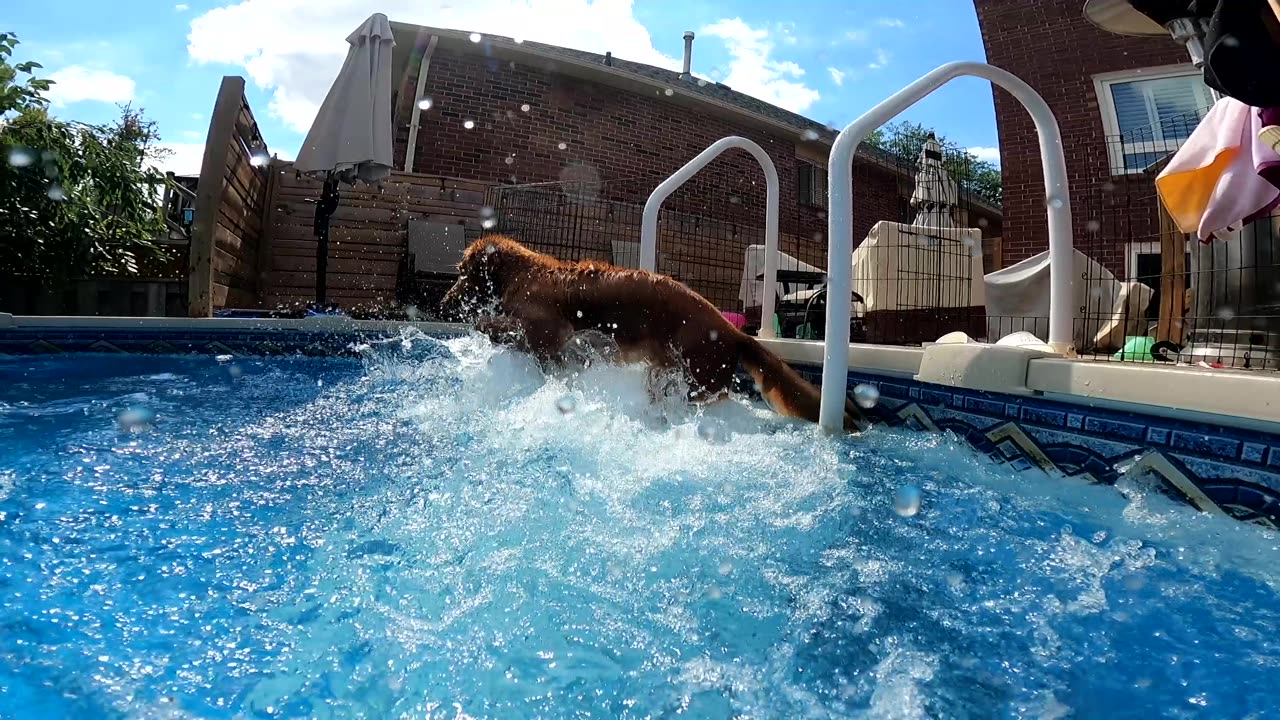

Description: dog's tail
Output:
[737,335,869,432]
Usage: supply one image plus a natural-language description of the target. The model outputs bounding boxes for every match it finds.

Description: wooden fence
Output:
[188,76,273,316]
[185,75,487,315]
[261,169,487,310]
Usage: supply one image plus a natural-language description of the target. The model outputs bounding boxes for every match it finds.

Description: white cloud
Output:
[876,18,905,28]
[152,142,205,176]
[699,18,819,113]
[827,67,845,87]
[967,146,1001,164]
[843,29,870,45]
[182,130,202,139]
[45,66,136,107]
[175,3,189,10]
[868,48,890,70]
[187,0,684,134]
[150,140,294,178]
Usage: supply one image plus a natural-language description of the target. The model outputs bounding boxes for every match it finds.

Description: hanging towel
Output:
[1155,97,1280,241]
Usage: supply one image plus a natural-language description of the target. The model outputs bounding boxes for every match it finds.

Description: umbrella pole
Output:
[314,174,341,308]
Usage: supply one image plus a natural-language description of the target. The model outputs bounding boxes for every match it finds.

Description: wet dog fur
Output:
[440,235,868,432]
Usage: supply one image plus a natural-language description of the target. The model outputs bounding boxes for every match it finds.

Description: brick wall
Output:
[393,46,943,264]
[973,0,1189,273]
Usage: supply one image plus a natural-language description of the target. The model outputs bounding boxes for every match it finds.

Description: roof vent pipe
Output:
[680,31,694,80]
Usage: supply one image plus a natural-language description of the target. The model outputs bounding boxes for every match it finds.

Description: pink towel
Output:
[722,311,747,330]
[1156,97,1280,242]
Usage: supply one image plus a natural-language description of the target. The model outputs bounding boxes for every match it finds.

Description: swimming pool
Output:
[2,332,1278,718]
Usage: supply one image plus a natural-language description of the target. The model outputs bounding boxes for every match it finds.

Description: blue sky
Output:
[6,1,999,176]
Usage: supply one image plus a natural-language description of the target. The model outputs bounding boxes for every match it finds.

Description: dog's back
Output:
[446,236,868,432]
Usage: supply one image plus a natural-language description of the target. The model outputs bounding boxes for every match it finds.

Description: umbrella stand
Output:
[313,172,341,307]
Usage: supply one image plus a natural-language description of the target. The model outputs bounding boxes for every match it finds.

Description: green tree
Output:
[867,119,1003,206]
[1,32,171,282]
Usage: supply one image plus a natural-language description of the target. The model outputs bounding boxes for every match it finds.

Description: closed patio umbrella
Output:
[294,12,396,307]
[909,135,958,229]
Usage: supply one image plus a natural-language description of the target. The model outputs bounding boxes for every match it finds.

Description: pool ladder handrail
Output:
[640,136,783,339]
[818,61,1076,432]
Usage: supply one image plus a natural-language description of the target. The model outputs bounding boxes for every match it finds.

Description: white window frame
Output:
[1127,239,1191,284]
[1093,65,1212,176]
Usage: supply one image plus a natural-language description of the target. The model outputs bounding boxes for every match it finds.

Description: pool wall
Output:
[4,314,1279,529]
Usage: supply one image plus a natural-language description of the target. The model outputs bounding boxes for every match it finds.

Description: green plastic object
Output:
[1112,335,1156,362]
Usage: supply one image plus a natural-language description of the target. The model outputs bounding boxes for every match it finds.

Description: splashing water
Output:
[1,336,1279,718]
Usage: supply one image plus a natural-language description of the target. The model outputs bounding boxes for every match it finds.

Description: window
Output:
[1095,66,1213,175]
[1128,240,1192,322]
[797,161,827,208]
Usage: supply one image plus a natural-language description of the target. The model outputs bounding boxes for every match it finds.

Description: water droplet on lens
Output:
[1086,219,1101,232]
[482,218,497,229]
[116,407,154,433]
[417,97,433,110]
[1101,181,1116,193]
[708,329,719,341]
[485,243,497,254]
[801,129,819,141]
[463,120,475,130]
[504,156,514,165]
[1215,307,1235,320]
[696,419,729,444]
[469,32,482,42]
[575,310,583,318]
[717,560,733,575]
[558,142,567,150]
[1047,197,1064,209]
[47,184,67,202]
[7,146,36,168]
[555,395,577,415]
[893,484,921,517]
[228,364,243,379]
[853,383,880,409]
[705,585,723,600]
[520,104,531,112]
[664,88,674,96]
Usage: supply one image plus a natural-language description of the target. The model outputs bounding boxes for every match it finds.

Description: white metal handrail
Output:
[818,61,1074,432]
[641,136,782,338]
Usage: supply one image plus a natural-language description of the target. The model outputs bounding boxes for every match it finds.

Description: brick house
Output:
[973,0,1209,279]
[384,23,1002,311]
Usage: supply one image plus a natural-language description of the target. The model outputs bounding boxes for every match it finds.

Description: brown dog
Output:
[440,235,868,432]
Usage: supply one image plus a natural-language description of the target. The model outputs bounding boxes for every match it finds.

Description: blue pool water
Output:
[1,332,1279,719]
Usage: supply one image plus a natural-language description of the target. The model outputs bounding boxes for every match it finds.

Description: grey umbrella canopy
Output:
[294,13,396,306]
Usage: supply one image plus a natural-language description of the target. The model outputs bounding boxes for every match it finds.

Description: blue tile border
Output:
[0,326,465,359]
[793,364,1280,531]
[5,323,1280,530]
